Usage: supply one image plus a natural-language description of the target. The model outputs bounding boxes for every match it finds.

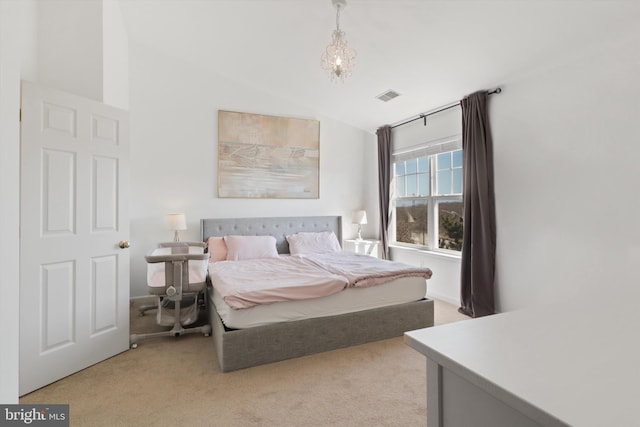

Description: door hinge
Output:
[19,108,22,122]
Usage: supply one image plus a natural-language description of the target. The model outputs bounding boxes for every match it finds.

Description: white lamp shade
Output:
[167,213,187,231]
[352,210,367,225]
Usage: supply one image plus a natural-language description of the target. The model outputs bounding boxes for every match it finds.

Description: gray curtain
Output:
[459,91,496,318]
[376,125,392,260]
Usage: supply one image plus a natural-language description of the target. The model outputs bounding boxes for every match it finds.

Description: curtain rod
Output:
[390,88,502,129]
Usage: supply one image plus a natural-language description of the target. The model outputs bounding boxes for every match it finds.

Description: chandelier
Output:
[321,0,356,82]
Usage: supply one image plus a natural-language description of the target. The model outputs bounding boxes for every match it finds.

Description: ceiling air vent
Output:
[376,90,401,102]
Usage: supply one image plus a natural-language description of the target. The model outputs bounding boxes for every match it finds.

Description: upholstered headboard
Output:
[200,216,342,254]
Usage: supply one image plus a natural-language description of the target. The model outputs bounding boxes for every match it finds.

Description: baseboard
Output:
[427,290,459,307]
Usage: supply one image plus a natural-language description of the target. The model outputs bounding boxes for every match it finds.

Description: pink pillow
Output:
[224,235,279,261]
[207,237,228,262]
[286,231,341,255]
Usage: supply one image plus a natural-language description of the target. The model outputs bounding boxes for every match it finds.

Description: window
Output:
[393,144,463,253]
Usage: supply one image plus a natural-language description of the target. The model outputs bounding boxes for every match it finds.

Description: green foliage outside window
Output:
[439,210,463,251]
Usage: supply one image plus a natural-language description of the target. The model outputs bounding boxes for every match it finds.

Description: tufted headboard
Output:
[200,216,342,254]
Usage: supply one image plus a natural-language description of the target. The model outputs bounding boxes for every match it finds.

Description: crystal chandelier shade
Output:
[321,0,356,82]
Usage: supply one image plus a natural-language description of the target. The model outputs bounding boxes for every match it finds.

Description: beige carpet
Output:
[20,299,468,426]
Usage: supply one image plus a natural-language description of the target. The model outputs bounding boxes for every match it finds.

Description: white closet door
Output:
[19,81,130,395]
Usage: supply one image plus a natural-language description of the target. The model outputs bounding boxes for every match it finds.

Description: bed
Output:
[201,215,435,372]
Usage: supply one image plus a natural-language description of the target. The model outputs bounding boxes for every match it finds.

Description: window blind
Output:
[392,134,461,162]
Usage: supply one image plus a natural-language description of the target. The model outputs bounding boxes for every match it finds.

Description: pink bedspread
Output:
[300,251,433,288]
[210,256,349,309]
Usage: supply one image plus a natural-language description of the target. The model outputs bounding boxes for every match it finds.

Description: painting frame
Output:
[217,110,320,199]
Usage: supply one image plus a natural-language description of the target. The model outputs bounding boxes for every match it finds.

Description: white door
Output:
[19,81,130,395]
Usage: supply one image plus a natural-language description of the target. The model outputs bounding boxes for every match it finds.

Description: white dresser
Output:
[405,291,640,427]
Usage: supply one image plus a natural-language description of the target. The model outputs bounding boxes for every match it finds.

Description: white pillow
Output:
[286,231,341,255]
[224,235,279,261]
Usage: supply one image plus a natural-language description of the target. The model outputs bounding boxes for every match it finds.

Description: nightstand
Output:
[343,239,381,258]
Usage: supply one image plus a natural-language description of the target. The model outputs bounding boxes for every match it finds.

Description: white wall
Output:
[391,247,461,305]
[102,0,129,109]
[127,42,374,297]
[38,0,103,101]
[492,33,640,312]
[0,0,38,404]
[38,0,128,107]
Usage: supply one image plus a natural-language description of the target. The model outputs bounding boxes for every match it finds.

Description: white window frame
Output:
[391,135,463,255]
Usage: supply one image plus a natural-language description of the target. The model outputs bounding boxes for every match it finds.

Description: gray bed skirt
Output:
[209,297,435,372]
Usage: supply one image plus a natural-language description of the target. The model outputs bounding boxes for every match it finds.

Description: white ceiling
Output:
[118,0,640,133]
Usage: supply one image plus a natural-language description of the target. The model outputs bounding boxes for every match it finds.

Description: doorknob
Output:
[118,240,130,249]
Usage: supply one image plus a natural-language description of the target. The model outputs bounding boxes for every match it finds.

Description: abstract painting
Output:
[218,110,320,198]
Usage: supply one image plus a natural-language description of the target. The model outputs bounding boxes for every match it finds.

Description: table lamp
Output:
[352,210,367,240]
[167,213,187,242]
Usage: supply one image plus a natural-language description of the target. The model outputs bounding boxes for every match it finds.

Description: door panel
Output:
[42,149,76,235]
[92,155,118,231]
[41,261,75,352]
[20,81,130,395]
[91,255,118,334]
